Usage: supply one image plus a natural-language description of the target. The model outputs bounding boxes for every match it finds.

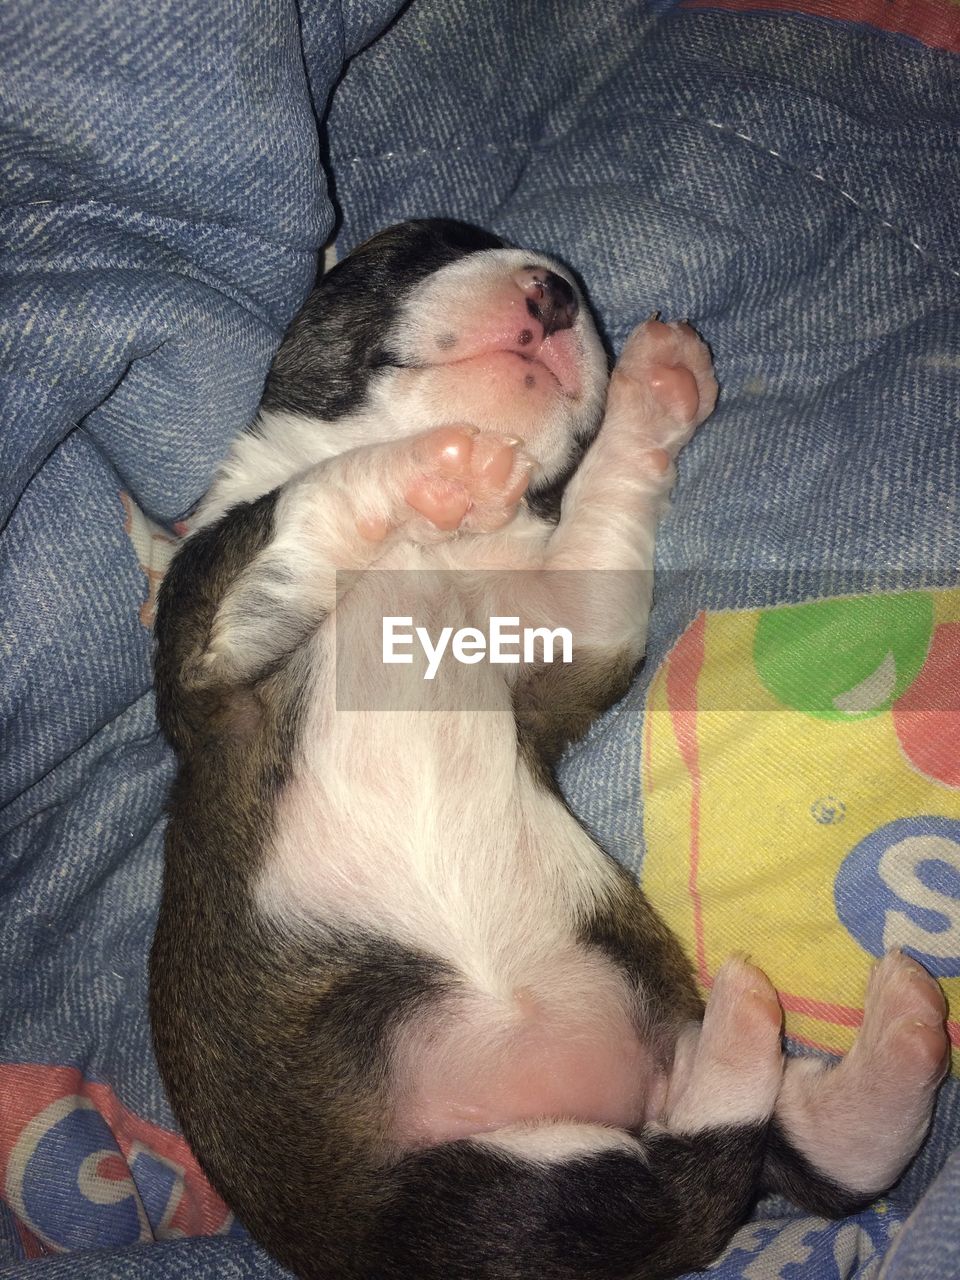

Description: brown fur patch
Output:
[512,647,637,780]
[151,494,460,1276]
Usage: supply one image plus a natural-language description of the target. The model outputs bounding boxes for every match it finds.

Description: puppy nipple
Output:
[511,987,539,1020]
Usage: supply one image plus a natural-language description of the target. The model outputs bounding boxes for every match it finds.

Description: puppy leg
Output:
[765,951,950,1214]
[543,317,717,651]
[195,427,533,684]
[506,321,717,765]
[515,317,716,650]
[661,956,784,1134]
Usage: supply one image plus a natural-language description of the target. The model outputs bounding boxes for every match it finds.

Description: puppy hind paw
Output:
[775,951,949,1198]
[664,957,784,1135]
[859,950,950,1096]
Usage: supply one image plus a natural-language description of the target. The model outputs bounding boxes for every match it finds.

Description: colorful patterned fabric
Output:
[2,0,959,1275]
[642,590,960,1068]
[681,0,960,55]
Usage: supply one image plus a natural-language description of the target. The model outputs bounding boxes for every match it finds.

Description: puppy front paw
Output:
[389,426,534,539]
[355,426,534,543]
[607,319,718,462]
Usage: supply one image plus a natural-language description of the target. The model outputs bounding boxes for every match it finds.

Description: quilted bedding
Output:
[2,0,959,1275]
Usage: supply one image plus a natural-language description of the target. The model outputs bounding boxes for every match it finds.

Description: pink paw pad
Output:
[609,318,719,452]
[405,476,473,531]
[647,361,701,424]
[404,426,532,533]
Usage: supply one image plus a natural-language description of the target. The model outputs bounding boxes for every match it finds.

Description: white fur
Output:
[191,410,351,530]
[664,960,784,1135]
[472,1123,644,1165]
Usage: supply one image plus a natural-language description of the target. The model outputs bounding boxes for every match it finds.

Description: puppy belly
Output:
[391,955,659,1146]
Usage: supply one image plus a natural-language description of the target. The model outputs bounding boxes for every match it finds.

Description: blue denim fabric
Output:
[880,1145,960,1280]
[0,1236,281,1279]
[2,0,958,1274]
[0,1,388,1271]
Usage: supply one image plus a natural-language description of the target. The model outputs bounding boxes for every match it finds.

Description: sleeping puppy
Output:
[150,219,949,1280]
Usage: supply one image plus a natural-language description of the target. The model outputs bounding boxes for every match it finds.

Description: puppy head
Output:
[264,220,610,491]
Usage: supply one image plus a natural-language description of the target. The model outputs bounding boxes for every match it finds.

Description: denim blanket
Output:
[2,0,959,1275]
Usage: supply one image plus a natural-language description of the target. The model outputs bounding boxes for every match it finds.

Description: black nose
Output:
[524,269,579,335]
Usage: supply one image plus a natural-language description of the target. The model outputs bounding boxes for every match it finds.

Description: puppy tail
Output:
[365,1118,768,1280]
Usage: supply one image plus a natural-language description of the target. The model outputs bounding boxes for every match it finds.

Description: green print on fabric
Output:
[753,594,934,721]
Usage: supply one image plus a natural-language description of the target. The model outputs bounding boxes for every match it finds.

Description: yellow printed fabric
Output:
[642,588,960,1071]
